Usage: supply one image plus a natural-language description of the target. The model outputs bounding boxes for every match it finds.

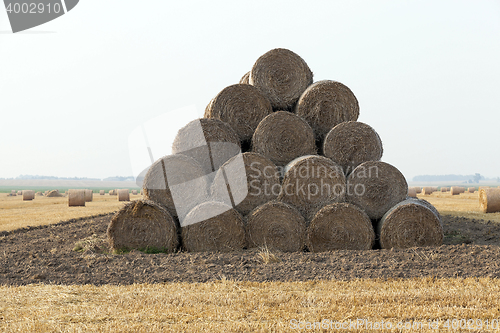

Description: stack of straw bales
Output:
[109,48,443,253]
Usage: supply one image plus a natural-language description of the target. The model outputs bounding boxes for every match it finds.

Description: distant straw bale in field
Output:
[278,155,346,221]
[450,186,465,195]
[246,201,306,252]
[172,118,241,176]
[323,121,383,174]
[479,188,500,213]
[35,191,43,196]
[408,187,417,198]
[143,154,208,219]
[17,191,22,196]
[132,190,138,195]
[307,203,375,252]
[296,80,359,140]
[377,198,443,249]
[441,187,448,192]
[46,190,62,197]
[252,111,316,166]
[414,187,421,194]
[467,187,476,193]
[107,200,179,252]
[181,201,246,252]
[99,190,105,195]
[68,189,85,207]
[249,48,313,110]
[239,71,250,84]
[422,187,434,195]
[204,84,273,142]
[84,190,93,202]
[22,190,35,201]
[346,161,408,220]
[211,152,281,216]
[109,189,117,196]
[118,189,130,201]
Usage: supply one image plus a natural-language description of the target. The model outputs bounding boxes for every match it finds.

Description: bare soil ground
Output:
[1,213,500,286]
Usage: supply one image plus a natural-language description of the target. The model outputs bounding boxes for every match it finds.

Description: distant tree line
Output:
[3,175,135,181]
[413,174,485,183]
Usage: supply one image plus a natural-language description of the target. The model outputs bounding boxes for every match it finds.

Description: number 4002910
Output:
[5,2,62,14]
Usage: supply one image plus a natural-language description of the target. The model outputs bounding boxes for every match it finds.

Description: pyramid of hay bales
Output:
[108,48,443,253]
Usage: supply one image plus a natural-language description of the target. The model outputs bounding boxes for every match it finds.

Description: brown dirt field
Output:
[0,213,499,285]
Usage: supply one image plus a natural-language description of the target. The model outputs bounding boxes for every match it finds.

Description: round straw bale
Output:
[295,80,359,140]
[11,190,15,194]
[84,189,93,202]
[100,190,105,195]
[450,186,465,195]
[246,201,306,252]
[143,154,208,219]
[414,187,422,194]
[408,187,417,198]
[249,48,313,110]
[132,190,138,195]
[479,188,500,213]
[346,161,408,220]
[239,71,250,84]
[405,196,442,226]
[323,121,383,175]
[172,118,241,176]
[204,84,273,142]
[252,111,316,166]
[46,190,62,197]
[17,191,22,196]
[107,200,179,252]
[211,152,281,216]
[422,187,434,195]
[22,190,35,201]
[35,191,43,196]
[109,189,117,196]
[181,201,246,252]
[440,187,448,192]
[306,203,375,252]
[378,199,444,249]
[277,155,346,221]
[467,187,475,193]
[68,189,85,207]
[118,189,130,201]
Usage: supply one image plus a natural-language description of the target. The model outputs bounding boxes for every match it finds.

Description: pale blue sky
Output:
[1,0,499,180]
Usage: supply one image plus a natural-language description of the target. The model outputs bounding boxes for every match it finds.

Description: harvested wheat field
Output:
[2,278,500,332]
[0,193,142,232]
